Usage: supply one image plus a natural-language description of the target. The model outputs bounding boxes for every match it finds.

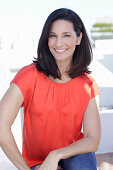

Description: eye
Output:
[63,34,71,37]
[49,34,57,38]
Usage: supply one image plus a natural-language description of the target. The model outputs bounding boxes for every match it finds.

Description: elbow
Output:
[92,144,99,152]
[0,127,5,145]
[91,136,101,152]
[94,139,101,152]
[0,129,3,145]
[0,126,11,145]
[0,125,3,143]
[86,134,101,153]
[88,142,99,153]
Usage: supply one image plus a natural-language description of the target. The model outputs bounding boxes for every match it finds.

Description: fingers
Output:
[35,165,41,170]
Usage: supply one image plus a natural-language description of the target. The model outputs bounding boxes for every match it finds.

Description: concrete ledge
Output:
[96,109,113,154]
[0,162,63,170]
[0,162,17,170]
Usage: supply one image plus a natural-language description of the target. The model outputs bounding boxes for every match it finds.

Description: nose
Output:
[55,37,63,47]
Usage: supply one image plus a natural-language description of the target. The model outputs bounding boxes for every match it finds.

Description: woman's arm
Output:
[38,96,101,170]
[0,83,30,170]
[56,95,101,159]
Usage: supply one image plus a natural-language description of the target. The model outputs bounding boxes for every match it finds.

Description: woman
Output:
[0,8,101,170]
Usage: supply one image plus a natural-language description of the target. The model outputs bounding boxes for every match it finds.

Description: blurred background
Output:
[0,0,113,169]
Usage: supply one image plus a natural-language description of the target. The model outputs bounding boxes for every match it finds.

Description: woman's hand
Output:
[35,165,62,170]
[35,165,41,170]
[37,150,61,170]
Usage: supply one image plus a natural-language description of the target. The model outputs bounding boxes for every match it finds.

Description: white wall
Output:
[92,40,113,153]
[97,109,113,154]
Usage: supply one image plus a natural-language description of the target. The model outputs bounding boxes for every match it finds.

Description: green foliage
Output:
[93,29,113,32]
[93,23,113,27]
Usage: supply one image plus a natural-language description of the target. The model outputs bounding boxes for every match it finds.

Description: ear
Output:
[77,32,83,45]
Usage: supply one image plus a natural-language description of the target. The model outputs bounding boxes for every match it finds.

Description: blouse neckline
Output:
[43,73,76,86]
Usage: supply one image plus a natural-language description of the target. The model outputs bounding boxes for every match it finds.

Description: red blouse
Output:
[11,63,99,167]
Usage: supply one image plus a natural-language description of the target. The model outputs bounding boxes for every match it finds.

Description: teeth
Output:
[55,49,66,52]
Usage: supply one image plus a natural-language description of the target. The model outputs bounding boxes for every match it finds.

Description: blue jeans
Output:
[31,152,97,170]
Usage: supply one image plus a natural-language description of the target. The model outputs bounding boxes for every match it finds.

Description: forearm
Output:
[0,128,30,170]
[56,97,101,160]
[56,136,99,160]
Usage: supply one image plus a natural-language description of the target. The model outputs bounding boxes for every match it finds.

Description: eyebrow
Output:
[63,32,72,34]
[49,32,72,34]
[49,32,56,34]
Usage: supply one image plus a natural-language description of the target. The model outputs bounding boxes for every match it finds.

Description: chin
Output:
[54,55,71,61]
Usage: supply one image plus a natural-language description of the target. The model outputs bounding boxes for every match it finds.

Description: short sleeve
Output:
[90,78,100,99]
[10,64,37,107]
[84,74,100,100]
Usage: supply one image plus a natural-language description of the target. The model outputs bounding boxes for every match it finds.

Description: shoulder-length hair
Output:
[34,8,92,79]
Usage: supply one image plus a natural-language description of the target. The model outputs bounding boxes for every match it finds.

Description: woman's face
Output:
[48,19,82,62]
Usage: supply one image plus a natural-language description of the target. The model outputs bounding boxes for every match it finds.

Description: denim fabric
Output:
[59,152,97,170]
[31,152,97,170]
[31,164,40,170]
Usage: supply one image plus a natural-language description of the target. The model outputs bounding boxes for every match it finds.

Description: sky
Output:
[0,0,113,36]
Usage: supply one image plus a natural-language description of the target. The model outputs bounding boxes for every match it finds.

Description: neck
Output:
[56,59,72,77]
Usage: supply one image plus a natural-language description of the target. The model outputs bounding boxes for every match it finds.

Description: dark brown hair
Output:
[34,8,92,79]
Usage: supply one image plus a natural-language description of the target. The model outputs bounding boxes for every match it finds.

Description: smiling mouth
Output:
[54,48,67,53]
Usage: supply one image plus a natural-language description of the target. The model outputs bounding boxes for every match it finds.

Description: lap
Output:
[31,164,41,170]
[31,165,37,170]
[59,152,97,170]
[31,152,97,170]
[31,164,63,170]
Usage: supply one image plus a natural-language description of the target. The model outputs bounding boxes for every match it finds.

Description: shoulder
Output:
[78,73,100,98]
[11,64,39,105]
[11,63,39,90]
[17,63,37,76]
[78,73,96,86]
[76,73,99,94]
[12,63,40,82]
